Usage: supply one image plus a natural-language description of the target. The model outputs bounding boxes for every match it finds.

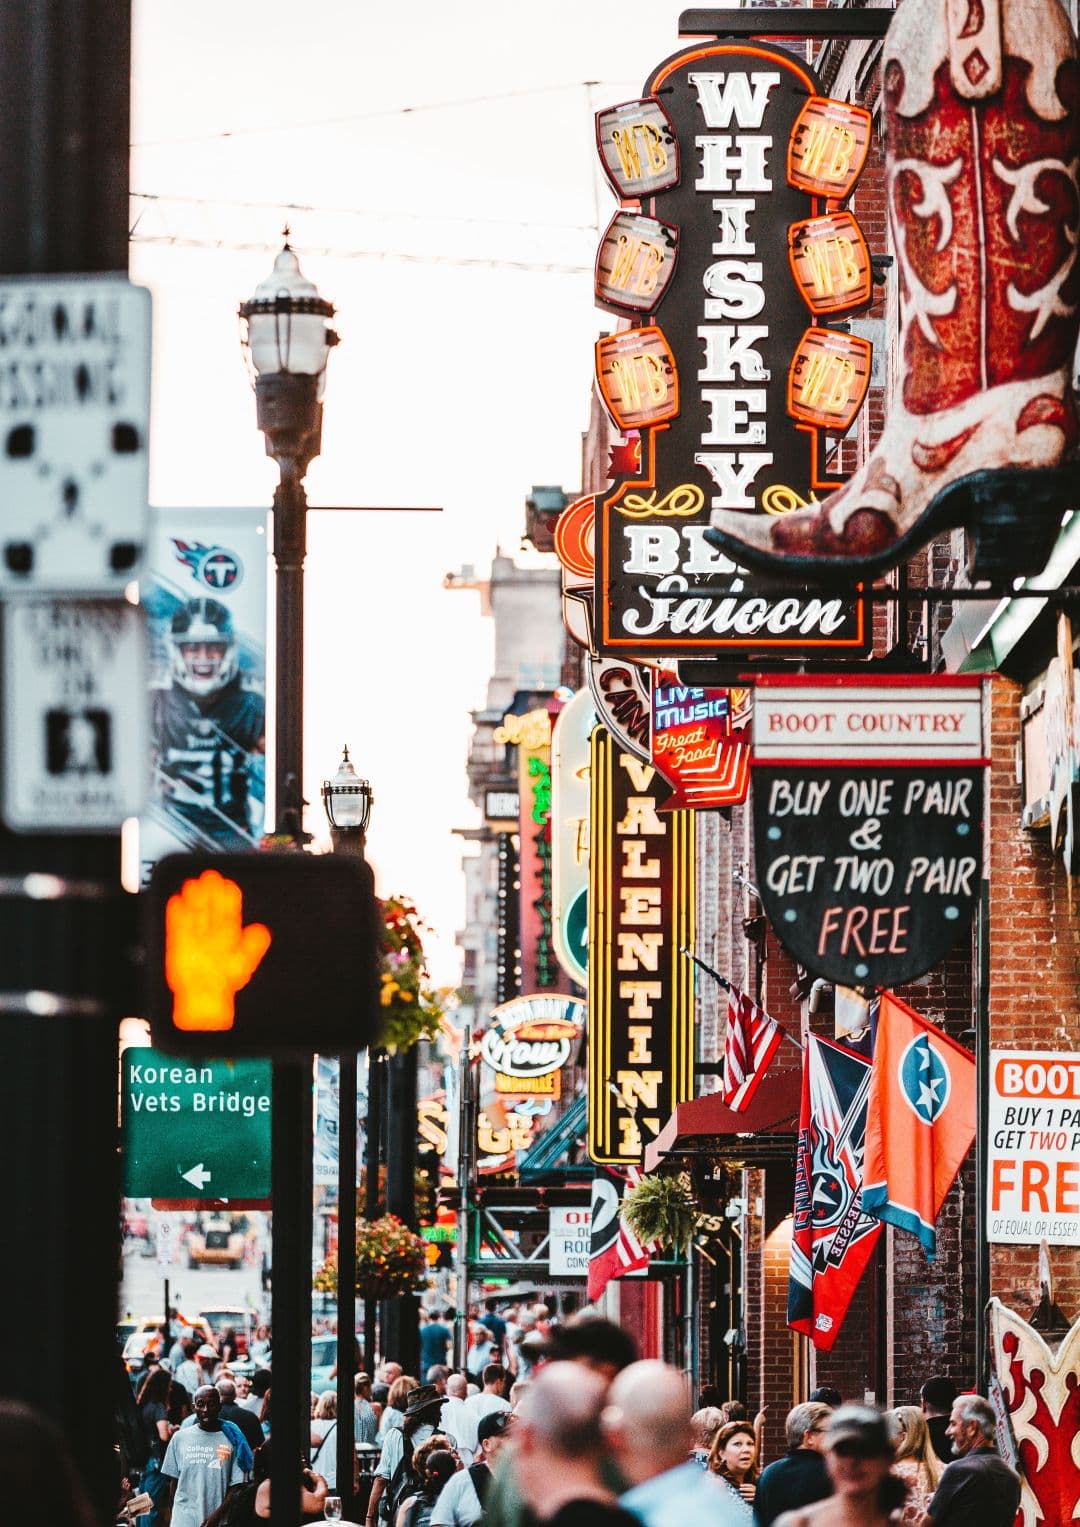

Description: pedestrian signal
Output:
[146,852,380,1056]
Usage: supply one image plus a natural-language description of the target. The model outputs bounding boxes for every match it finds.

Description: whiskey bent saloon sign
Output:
[594,43,874,657]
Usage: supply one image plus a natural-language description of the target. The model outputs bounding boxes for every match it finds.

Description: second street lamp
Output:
[239,240,338,1527]
[323,745,374,1520]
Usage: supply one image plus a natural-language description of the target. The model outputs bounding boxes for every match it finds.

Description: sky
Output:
[129,0,692,984]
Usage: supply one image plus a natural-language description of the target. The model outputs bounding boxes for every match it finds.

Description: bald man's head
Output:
[446,1373,468,1400]
[517,1363,608,1457]
[603,1361,692,1484]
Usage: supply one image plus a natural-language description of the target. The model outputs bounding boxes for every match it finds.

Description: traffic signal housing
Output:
[145,852,380,1056]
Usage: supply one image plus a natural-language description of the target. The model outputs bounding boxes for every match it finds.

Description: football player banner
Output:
[861,992,975,1256]
[141,508,268,874]
[789,1034,882,1351]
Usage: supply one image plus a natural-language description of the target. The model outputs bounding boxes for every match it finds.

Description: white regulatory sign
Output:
[2,599,147,830]
[548,1206,591,1276]
[0,274,150,592]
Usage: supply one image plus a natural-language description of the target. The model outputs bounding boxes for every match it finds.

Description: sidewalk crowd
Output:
[14,1297,1026,1527]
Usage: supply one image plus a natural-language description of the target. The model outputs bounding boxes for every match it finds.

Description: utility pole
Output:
[0,1,132,1518]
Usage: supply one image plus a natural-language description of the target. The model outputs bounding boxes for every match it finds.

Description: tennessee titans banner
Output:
[789,1034,881,1351]
[141,508,268,874]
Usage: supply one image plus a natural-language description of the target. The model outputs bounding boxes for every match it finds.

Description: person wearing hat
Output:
[194,1343,220,1385]
[431,1408,513,1526]
[775,1406,906,1527]
[367,1384,448,1526]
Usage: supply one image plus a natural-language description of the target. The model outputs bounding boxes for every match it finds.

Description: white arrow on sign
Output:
[181,1163,212,1190]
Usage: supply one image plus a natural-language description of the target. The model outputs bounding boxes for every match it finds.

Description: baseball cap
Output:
[476,1410,513,1445]
[824,1406,893,1458]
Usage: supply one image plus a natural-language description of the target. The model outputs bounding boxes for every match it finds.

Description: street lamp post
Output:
[239,241,338,1527]
[322,747,374,1521]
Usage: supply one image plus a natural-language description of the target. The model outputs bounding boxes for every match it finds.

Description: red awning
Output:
[644,1064,802,1171]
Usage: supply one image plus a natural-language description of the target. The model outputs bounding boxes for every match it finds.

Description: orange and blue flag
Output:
[861,992,976,1257]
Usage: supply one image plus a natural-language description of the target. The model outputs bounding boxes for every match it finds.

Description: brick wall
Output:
[987,674,1080,1317]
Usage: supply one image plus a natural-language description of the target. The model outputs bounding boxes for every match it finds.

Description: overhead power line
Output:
[129,190,597,237]
[131,79,606,149]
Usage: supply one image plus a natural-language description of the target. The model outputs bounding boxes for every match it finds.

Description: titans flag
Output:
[789,1035,882,1351]
[862,992,976,1256]
[588,1167,652,1301]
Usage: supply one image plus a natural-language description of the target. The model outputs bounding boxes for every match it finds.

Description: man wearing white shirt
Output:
[467,1365,510,1429]
[439,1373,475,1464]
[431,1409,513,1526]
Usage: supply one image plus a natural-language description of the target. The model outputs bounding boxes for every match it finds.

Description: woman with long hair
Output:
[134,1367,176,1527]
[707,1420,759,1519]
[393,1439,460,1527]
[888,1406,943,1523]
[775,1406,908,1527]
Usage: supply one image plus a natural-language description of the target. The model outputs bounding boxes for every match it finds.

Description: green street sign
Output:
[122,1047,272,1199]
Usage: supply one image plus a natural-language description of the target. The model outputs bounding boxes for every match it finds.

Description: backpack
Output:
[468,1464,492,1518]
[385,1433,421,1522]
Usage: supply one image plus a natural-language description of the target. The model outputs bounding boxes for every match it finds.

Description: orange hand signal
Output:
[165,868,272,1031]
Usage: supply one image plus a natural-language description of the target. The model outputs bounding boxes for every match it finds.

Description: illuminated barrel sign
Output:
[592,43,873,658]
[751,677,986,987]
[480,994,585,1099]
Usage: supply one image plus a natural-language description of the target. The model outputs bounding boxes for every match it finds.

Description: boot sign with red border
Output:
[705,0,1080,582]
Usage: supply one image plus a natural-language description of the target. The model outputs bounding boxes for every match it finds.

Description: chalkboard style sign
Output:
[751,675,986,987]
[753,764,983,987]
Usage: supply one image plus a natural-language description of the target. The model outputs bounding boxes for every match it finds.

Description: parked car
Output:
[197,1307,252,1354]
[121,1314,211,1374]
[310,1334,337,1392]
[186,1218,246,1269]
[250,1334,334,1389]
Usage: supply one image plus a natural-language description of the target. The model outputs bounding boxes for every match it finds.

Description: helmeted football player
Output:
[152,597,265,842]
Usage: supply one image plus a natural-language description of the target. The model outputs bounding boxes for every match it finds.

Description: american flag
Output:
[723,986,782,1111]
[587,1166,656,1302]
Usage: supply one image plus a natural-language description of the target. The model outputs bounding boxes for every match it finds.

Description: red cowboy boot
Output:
[705,0,1080,582]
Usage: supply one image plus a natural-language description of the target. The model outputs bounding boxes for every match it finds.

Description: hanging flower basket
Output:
[621,1171,699,1255]
[378,896,446,1053]
[314,1214,428,1300]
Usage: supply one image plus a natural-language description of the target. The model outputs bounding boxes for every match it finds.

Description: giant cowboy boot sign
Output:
[704,0,1080,583]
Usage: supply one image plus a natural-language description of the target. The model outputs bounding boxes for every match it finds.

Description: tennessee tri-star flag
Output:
[588,1166,654,1301]
[789,1034,882,1351]
[723,987,783,1112]
[861,991,976,1257]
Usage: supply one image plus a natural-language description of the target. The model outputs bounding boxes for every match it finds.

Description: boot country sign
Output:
[751,676,986,987]
[592,38,874,658]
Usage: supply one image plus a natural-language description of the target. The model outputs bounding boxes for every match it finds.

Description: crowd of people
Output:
[44,1308,1026,1527]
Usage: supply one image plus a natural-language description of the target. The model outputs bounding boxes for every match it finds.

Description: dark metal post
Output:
[453,1023,473,1369]
[329,825,371,1517]
[336,1050,357,1513]
[270,468,312,1527]
[0,1,130,1518]
[364,1047,384,1367]
[382,1047,419,1375]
